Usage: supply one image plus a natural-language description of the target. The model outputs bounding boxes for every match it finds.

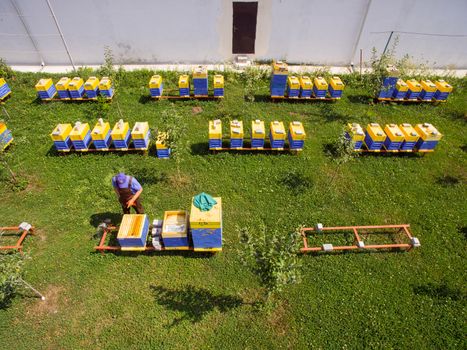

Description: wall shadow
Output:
[150,285,244,327]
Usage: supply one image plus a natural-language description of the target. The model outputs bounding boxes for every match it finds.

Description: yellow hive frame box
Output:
[111,120,130,140]
[99,77,112,90]
[420,80,436,92]
[84,77,99,90]
[435,80,453,93]
[406,79,422,92]
[287,76,300,89]
[149,75,162,88]
[193,66,208,78]
[230,120,243,138]
[330,76,345,90]
[50,123,72,141]
[69,122,90,141]
[190,197,222,229]
[314,77,328,89]
[131,122,149,139]
[56,77,70,90]
[91,119,110,140]
[399,123,419,142]
[213,75,224,88]
[415,123,442,141]
[179,75,189,88]
[272,61,288,75]
[35,78,54,91]
[162,210,188,238]
[346,123,365,141]
[395,79,408,92]
[251,120,265,139]
[289,121,306,140]
[384,124,404,142]
[366,123,386,142]
[68,77,84,90]
[299,76,312,89]
[117,214,148,239]
[270,121,286,140]
[156,131,169,149]
[209,120,222,139]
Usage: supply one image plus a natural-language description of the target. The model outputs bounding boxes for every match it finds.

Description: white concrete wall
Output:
[1,0,466,68]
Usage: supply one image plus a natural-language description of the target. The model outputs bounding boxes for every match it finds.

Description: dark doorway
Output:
[232,2,258,54]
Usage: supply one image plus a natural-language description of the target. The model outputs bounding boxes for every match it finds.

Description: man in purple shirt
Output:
[112,172,144,214]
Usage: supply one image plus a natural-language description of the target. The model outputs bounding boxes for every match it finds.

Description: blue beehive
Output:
[91,119,112,150]
[149,75,163,97]
[99,77,114,98]
[117,214,150,248]
[230,120,243,148]
[378,65,399,99]
[190,197,222,252]
[192,66,208,96]
[288,121,306,150]
[69,122,91,150]
[270,61,288,97]
[392,79,408,100]
[299,76,312,98]
[213,75,224,97]
[383,124,404,151]
[434,80,453,101]
[399,123,419,151]
[406,79,422,100]
[328,77,345,98]
[0,78,11,100]
[131,122,150,150]
[415,123,442,151]
[111,120,131,149]
[35,78,56,100]
[50,124,73,151]
[345,123,365,151]
[209,120,222,149]
[313,77,328,98]
[364,123,386,151]
[251,120,265,148]
[68,77,85,99]
[286,76,300,98]
[0,122,13,150]
[84,77,100,99]
[419,80,437,101]
[162,211,189,250]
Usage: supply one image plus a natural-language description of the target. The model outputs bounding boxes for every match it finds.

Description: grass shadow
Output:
[413,282,465,301]
[126,168,167,186]
[138,95,153,104]
[279,170,312,195]
[190,142,210,156]
[150,285,244,327]
[346,94,373,105]
[459,226,467,240]
[89,212,123,228]
[435,175,460,187]
[461,144,467,153]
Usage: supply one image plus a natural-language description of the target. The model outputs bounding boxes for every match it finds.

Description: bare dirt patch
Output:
[25,285,65,318]
[192,106,203,115]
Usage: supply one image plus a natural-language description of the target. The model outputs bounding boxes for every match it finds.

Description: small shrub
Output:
[0,58,14,79]
[0,253,26,308]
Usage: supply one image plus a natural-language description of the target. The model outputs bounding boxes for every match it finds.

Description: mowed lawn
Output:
[0,70,466,349]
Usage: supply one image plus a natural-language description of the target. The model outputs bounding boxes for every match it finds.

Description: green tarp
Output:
[193,192,217,211]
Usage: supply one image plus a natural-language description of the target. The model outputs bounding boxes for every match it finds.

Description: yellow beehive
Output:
[84,77,99,90]
[131,122,149,140]
[190,198,222,229]
[179,75,189,88]
[230,120,243,139]
[69,122,90,141]
[68,77,84,91]
[149,75,162,88]
[0,78,6,86]
[289,121,306,140]
[99,77,112,90]
[287,76,300,89]
[384,124,404,142]
[56,77,70,91]
[0,122,6,135]
[435,80,453,93]
[346,123,365,141]
[395,79,408,92]
[117,214,147,239]
[213,75,224,88]
[366,123,386,142]
[270,121,286,140]
[314,77,328,90]
[209,120,222,139]
[156,131,168,149]
[192,66,208,78]
[91,119,110,140]
[50,123,72,141]
[251,120,265,139]
[399,123,419,142]
[329,76,345,90]
[111,120,130,140]
[415,123,443,141]
[35,78,53,91]
[420,80,436,92]
[299,76,312,89]
[272,61,288,75]
[406,79,422,92]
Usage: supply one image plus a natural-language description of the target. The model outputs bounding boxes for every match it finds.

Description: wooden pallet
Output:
[150,88,223,100]
[271,95,339,102]
[375,97,445,104]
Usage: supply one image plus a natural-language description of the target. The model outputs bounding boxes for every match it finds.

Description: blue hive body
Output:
[300,88,312,98]
[378,76,398,98]
[213,88,224,97]
[344,132,363,150]
[287,132,304,150]
[38,85,57,100]
[400,141,417,151]
[85,87,99,99]
[433,91,449,101]
[133,131,151,149]
[53,138,73,151]
[406,89,420,100]
[313,86,327,98]
[419,90,434,101]
[270,74,287,97]
[209,139,222,148]
[57,90,71,99]
[179,88,190,97]
[0,129,13,148]
[71,132,91,150]
[269,132,285,148]
[364,134,383,151]
[416,139,439,151]
[150,84,163,97]
[93,133,112,150]
[286,86,300,98]
[251,138,264,148]
[0,82,11,99]
[383,138,402,151]
[328,86,343,98]
[100,87,114,98]
[156,148,171,159]
[193,78,208,96]
[113,130,131,149]
[230,138,243,148]
[118,216,150,248]
[191,228,222,250]
[69,86,84,99]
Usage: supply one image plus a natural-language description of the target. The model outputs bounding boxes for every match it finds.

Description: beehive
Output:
[69,121,91,150]
[91,119,111,150]
[156,131,170,158]
[434,80,453,101]
[209,119,222,149]
[399,123,420,151]
[393,79,408,100]
[50,123,73,151]
[98,77,114,98]
[251,120,265,148]
[149,75,163,97]
[378,65,399,99]
[179,75,190,96]
[56,77,71,99]
[270,61,288,97]
[406,79,422,100]
[383,124,404,151]
[213,75,224,97]
[414,123,442,151]
[329,76,345,98]
[364,123,386,151]
[299,76,312,98]
[419,80,437,101]
[68,77,85,99]
[345,123,365,150]
[111,119,131,149]
[162,211,189,250]
[0,122,13,150]
[288,121,306,150]
[286,76,300,98]
[131,122,150,150]
[84,77,100,98]
[0,78,11,100]
[35,78,56,100]
[230,120,243,148]
[117,214,150,249]
[269,121,286,149]
[190,197,222,252]
[192,66,208,96]
[313,77,328,98]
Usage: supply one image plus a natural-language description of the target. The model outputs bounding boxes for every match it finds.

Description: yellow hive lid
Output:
[399,123,419,141]
[0,78,5,85]
[189,197,222,228]
[395,79,408,90]
[384,123,404,141]
[346,123,364,135]
[179,75,189,83]
[299,76,312,88]
[406,79,422,91]
[435,80,453,92]
[84,76,99,88]
[272,61,288,74]
[289,121,306,138]
[251,120,265,133]
[50,123,72,139]
[366,123,386,141]
[214,74,224,85]
[421,80,436,91]
[287,76,300,88]
[162,210,188,236]
[35,78,53,89]
[92,118,110,133]
[149,75,162,87]
[415,123,442,141]
[314,76,328,88]
[56,77,70,88]
[270,121,285,134]
[99,76,111,87]
[330,76,345,89]
[69,77,84,88]
[70,121,90,135]
[132,122,149,136]
[111,119,129,135]
[230,120,243,137]
[0,122,6,134]
[192,65,208,78]
[209,119,222,136]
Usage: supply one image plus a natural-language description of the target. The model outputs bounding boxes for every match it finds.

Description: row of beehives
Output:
[346,123,442,152]
[270,61,345,98]
[209,119,306,150]
[118,197,222,252]
[149,66,224,98]
[35,76,113,100]
[50,119,170,158]
[0,122,13,150]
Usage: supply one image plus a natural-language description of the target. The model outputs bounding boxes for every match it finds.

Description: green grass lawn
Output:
[0,70,466,349]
